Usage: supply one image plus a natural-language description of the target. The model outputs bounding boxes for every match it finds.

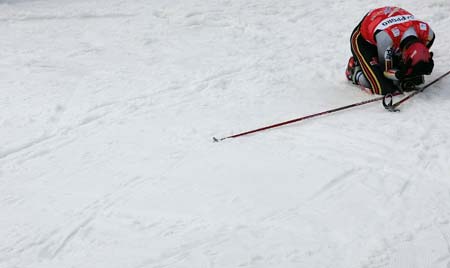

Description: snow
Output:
[1,0,450,267]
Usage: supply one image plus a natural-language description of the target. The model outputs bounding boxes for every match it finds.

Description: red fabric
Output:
[403,42,431,65]
[360,6,430,48]
[402,42,432,75]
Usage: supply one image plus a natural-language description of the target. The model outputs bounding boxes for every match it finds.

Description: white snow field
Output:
[1,0,450,267]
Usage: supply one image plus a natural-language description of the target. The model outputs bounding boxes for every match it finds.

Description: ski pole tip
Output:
[212,136,227,143]
[387,106,401,112]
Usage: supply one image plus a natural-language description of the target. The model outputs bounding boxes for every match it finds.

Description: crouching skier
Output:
[345,6,435,95]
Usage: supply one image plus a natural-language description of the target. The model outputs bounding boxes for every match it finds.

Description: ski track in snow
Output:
[1,0,450,267]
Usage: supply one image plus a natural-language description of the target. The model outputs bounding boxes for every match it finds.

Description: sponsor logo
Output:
[420,23,427,31]
[383,7,392,15]
[376,15,415,30]
[384,47,393,60]
[391,27,400,37]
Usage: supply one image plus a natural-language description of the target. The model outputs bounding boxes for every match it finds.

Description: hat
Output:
[401,41,434,77]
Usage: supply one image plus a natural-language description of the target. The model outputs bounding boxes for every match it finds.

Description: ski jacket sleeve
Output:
[375,31,397,79]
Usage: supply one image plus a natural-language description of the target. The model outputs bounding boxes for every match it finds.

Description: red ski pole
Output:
[213,92,401,142]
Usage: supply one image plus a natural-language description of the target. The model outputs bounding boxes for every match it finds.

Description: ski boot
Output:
[345,56,362,85]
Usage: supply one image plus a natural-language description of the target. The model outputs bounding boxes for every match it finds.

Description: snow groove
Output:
[1,0,450,268]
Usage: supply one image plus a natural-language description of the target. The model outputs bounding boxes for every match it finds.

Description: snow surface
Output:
[1,0,450,267]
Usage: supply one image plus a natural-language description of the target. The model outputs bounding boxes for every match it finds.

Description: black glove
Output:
[396,58,412,80]
[399,75,425,92]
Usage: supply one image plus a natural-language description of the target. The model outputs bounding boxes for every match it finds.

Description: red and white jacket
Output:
[360,6,431,49]
[359,7,434,79]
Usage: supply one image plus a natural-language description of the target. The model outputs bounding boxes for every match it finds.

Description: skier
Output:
[345,6,435,95]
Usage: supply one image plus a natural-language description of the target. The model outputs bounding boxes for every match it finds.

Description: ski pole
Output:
[213,92,401,142]
[384,70,450,112]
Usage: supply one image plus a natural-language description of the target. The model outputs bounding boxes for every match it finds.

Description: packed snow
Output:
[1,0,450,267]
